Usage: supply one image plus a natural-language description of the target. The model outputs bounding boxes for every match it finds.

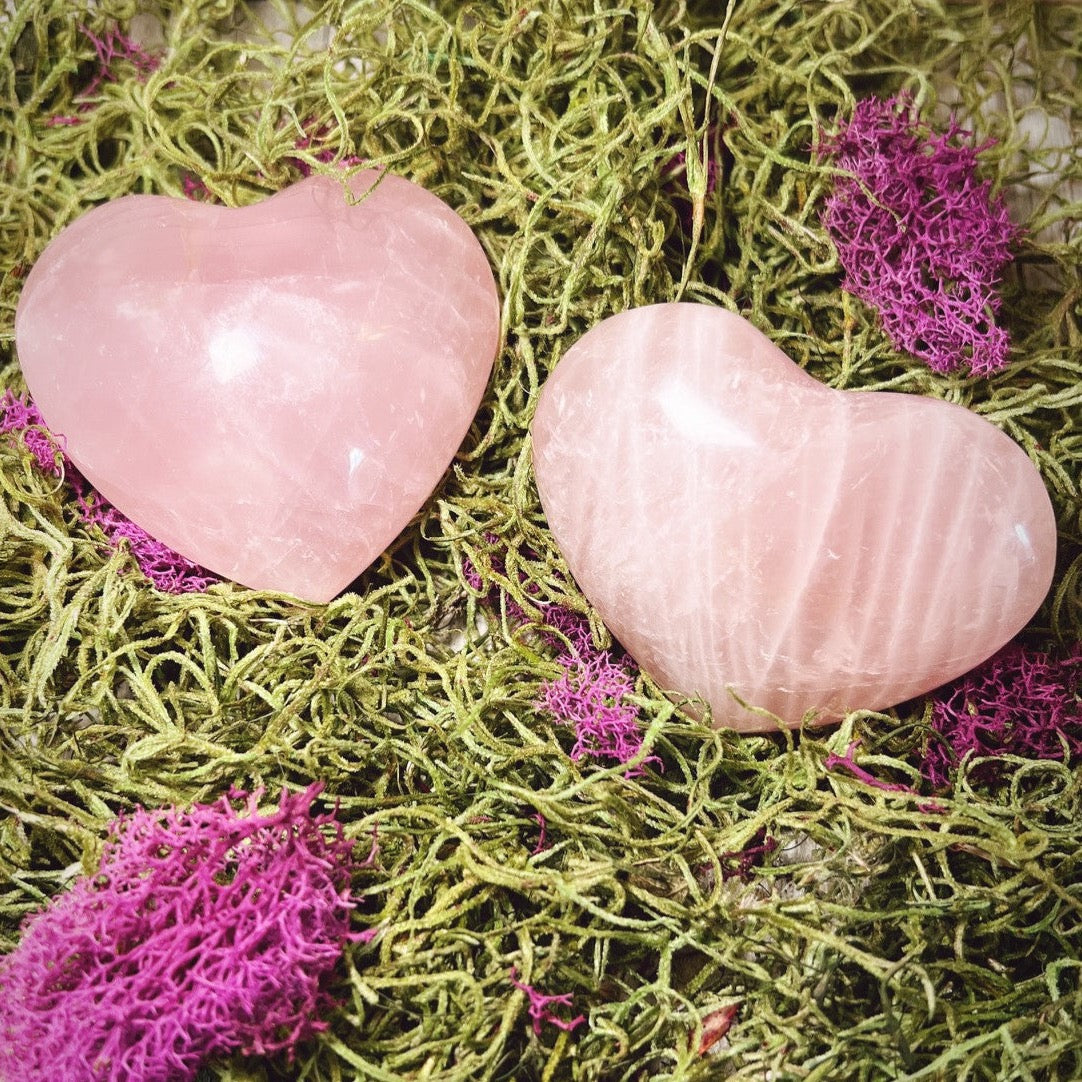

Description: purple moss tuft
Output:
[75,490,218,594]
[0,391,64,475]
[181,174,212,201]
[825,740,916,795]
[820,93,1018,375]
[465,537,657,775]
[48,24,160,126]
[538,605,659,776]
[718,830,778,882]
[531,812,548,854]
[78,23,160,98]
[924,644,1082,788]
[0,785,360,1082]
[509,969,586,1036]
[1,391,215,593]
[289,119,363,177]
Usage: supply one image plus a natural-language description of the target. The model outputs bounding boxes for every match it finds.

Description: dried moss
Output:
[1,1,1081,1080]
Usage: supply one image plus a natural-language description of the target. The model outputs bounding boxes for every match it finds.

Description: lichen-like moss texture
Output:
[1,2,1080,1080]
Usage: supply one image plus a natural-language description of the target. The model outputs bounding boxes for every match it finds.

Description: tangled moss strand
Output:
[2,1,1081,1080]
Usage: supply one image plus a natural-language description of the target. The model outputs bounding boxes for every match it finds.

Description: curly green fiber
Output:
[1,1,1080,1080]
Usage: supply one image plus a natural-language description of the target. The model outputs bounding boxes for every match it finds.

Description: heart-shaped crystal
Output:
[15,171,500,602]
[531,303,1057,731]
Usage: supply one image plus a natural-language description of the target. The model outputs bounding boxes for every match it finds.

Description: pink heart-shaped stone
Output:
[15,172,499,602]
[531,303,1057,731]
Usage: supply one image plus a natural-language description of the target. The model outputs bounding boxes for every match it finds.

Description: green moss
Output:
[1,1,1080,1079]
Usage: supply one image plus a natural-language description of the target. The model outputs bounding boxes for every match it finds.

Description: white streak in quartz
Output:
[1014,523,1033,556]
[658,376,755,448]
[531,303,1057,732]
[208,326,260,382]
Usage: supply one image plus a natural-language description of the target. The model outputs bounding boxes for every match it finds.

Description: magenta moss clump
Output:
[718,830,778,883]
[0,391,214,593]
[510,968,586,1036]
[73,488,217,594]
[820,93,1018,375]
[0,784,360,1082]
[289,118,363,176]
[825,740,916,796]
[48,24,160,126]
[538,605,658,775]
[924,644,1082,788]
[465,537,656,774]
[0,390,65,475]
[78,24,160,94]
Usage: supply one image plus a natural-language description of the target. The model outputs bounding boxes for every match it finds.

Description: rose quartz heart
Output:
[15,171,499,602]
[531,303,1057,732]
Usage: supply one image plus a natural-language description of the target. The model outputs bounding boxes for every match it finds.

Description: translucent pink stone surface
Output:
[531,303,1057,732]
[15,171,500,602]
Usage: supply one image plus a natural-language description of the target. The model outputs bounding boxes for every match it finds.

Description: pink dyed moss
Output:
[465,538,656,774]
[0,391,64,475]
[539,606,658,774]
[924,644,1082,788]
[75,490,217,594]
[0,391,214,593]
[49,24,160,126]
[718,830,778,882]
[510,968,586,1036]
[0,785,360,1082]
[289,119,363,177]
[825,741,945,813]
[78,24,160,97]
[532,812,548,854]
[820,94,1018,375]
[663,127,722,232]
[825,740,916,795]
[181,174,212,201]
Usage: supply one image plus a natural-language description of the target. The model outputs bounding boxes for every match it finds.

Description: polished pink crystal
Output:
[531,303,1057,732]
[15,171,499,602]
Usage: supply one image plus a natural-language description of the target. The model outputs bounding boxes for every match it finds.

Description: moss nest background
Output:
[1,1,1081,1079]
